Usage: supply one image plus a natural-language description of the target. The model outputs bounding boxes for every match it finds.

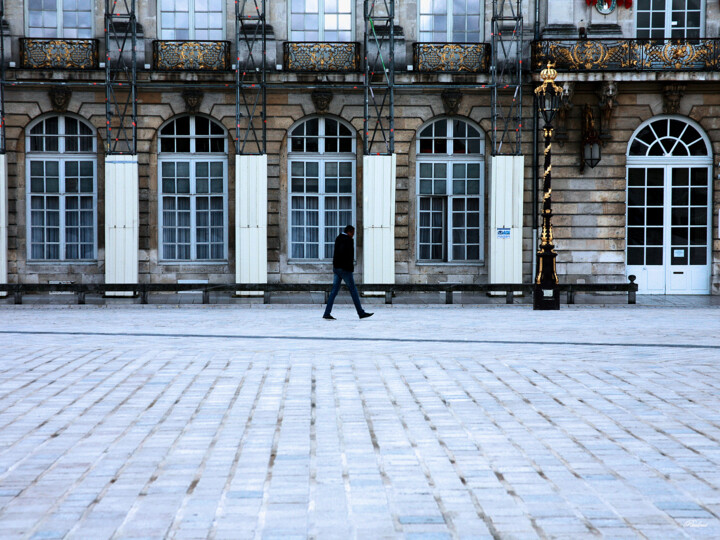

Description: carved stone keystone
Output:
[311,89,333,113]
[182,90,204,113]
[441,90,463,115]
[49,87,72,112]
[663,84,686,115]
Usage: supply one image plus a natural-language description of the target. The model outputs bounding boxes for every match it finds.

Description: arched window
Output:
[416,117,485,262]
[626,116,712,294]
[26,115,97,261]
[158,116,228,261]
[288,116,356,260]
[159,0,224,40]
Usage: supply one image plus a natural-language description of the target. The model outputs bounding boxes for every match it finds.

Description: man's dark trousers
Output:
[323,268,364,317]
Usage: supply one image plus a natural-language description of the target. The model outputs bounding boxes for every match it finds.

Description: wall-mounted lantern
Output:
[580,104,601,172]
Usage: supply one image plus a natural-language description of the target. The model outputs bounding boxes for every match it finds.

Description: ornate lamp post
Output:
[534,63,563,310]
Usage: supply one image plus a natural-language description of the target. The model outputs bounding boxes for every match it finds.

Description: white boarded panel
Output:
[105,156,138,293]
[362,154,396,285]
[489,155,524,285]
[0,155,7,293]
[236,155,267,286]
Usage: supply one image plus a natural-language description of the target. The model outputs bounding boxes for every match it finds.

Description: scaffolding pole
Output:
[364,0,394,155]
[105,0,137,154]
[491,0,523,156]
[0,0,5,154]
[236,0,266,155]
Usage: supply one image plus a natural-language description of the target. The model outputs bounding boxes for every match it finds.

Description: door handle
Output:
[673,271,684,274]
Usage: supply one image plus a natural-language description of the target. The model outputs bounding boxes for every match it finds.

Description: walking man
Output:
[323,225,373,320]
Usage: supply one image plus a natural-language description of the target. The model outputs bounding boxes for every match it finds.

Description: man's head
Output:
[344,225,355,238]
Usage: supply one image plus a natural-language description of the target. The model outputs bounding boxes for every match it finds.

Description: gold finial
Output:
[540,62,558,84]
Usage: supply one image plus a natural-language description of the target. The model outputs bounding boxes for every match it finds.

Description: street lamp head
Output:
[535,62,564,125]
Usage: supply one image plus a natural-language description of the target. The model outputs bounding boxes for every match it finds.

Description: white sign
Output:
[673,249,685,257]
[497,228,511,239]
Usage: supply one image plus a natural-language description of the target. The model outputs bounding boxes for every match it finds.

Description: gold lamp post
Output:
[534,63,563,310]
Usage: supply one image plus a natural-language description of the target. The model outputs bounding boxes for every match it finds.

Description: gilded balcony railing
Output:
[533,38,720,71]
[413,43,491,73]
[20,38,99,69]
[153,41,231,71]
[283,42,359,72]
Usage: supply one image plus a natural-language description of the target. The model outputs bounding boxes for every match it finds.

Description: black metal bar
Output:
[384,291,392,305]
[506,290,513,304]
[202,290,210,304]
[445,290,453,304]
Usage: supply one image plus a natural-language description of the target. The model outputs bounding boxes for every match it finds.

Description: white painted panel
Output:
[105,156,139,295]
[0,155,7,294]
[236,155,268,289]
[489,155,524,284]
[362,154,396,285]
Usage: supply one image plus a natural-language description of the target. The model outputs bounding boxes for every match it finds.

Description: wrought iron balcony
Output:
[533,38,720,72]
[153,41,231,71]
[284,42,359,72]
[20,38,99,69]
[413,43,490,73]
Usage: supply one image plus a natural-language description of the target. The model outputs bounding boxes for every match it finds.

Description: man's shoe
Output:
[359,312,374,319]
[323,314,336,320]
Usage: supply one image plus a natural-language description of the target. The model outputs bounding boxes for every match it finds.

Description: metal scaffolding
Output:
[363,0,394,155]
[105,0,137,155]
[236,0,266,155]
[0,0,5,154]
[491,0,523,156]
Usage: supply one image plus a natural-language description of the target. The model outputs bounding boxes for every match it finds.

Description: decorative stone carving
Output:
[554,82,575,147]
[663,84,686,115]
[441,90,463,115]
[182,90,204,113]
[311,89,333,113]
[597,81,618,143]
[49,87,72,112]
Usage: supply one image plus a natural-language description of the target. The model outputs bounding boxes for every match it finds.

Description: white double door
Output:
[626,164,712,294]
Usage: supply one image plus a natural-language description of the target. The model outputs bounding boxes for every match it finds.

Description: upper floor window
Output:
[290,0,353,41]
[288,117,356,260]
[636,0,703,39]
[416,118,485,263]
[158,116,228,261]
[28,0,92,38]
[160,0,224,40]
[418,0,482,43]
[26,115,97,261]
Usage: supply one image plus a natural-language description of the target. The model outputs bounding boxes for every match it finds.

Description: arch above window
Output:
[417,117,484,156]
[288,116,356,154]
[628,116,711,158]
[159,116,227,154]
[27,115,96,154]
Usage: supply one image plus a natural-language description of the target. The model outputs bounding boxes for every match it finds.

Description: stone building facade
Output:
[1,0,719,295]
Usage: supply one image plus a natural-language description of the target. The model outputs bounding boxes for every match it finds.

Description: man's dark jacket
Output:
[332,233,354,271]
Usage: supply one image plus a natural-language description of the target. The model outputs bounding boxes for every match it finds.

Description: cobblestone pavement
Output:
[1,305,719,540]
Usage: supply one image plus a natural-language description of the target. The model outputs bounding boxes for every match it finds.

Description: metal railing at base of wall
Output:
[0,278,638,306]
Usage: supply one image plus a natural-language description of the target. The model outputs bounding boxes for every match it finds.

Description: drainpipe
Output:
[531,0,540,280]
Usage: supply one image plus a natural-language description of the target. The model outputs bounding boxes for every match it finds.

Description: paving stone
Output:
[1,306,720,538]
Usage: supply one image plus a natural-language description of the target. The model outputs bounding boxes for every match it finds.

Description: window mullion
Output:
[190,161,197,260]
[319,0,324,41]
[319,159,325,257]
[447,1,453,42]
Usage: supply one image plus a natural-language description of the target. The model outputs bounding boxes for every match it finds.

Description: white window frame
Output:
[157,116,229,263]
[287,116,357,262]
[418,0,484,43]
[26,0,93,39]
[626,115,712,270]
[635,0,705,39]
[289,0,355,42]
[25,114,98,262]
[158,0,226,40]
[415,117,485,264]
